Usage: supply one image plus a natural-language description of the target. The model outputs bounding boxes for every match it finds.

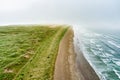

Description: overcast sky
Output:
[0,0,120,30]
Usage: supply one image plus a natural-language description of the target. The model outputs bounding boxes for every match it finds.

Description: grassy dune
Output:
[0,25,68,80]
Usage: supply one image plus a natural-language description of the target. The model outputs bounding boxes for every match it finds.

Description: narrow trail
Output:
[54,28,80,80]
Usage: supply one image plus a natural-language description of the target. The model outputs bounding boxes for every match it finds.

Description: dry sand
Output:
[54,28,80,80]
[54,27,100,80]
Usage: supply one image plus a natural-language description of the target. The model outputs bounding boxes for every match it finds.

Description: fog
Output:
[0,0,120,30]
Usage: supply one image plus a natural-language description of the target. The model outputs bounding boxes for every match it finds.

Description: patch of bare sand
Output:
[54,28,81,80]
[4,68,13,73]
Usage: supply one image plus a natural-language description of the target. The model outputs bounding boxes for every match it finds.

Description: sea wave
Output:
[108,41,120,48]
[73,26,120,80]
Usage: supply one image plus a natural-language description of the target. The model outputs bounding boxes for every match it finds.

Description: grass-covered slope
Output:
[0,25,68,80]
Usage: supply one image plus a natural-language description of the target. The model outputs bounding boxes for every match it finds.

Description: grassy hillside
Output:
[0,25,68,80]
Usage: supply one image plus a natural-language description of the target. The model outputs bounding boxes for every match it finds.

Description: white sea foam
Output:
[96,45,102,48]
[113,69,120,79]
[108,41,120,48]
[114,61,120,66]
[112,58,120,61]
[108,50,115,54]
[99,48,103,51]
[105,53,113,57]
[90,39,96,44]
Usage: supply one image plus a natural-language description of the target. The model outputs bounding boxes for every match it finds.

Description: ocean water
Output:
[73,26,120,80]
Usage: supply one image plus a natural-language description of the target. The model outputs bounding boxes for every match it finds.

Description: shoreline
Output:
[54,27,100,80]
[54,28,77,80]
[54,27,80,80]
[74,44,100,80]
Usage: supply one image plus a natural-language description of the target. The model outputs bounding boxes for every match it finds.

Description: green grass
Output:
[0,25,68,80]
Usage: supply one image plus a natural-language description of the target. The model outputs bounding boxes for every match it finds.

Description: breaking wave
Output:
[73,26,120,80]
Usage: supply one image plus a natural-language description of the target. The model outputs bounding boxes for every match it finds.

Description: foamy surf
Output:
[73,25,120,80]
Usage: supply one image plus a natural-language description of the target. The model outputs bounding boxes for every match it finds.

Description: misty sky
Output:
[0,0,120,30]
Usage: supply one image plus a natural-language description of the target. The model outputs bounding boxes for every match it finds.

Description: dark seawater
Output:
[73,26,120,80]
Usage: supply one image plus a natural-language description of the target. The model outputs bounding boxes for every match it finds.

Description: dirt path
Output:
[54,28,80,80]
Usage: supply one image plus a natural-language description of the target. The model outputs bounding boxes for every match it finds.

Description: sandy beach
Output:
[54,27,100,80]
[54,27,80,80]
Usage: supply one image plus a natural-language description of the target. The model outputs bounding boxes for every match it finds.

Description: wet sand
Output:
[54,27,100,80]
[74,44,100,80]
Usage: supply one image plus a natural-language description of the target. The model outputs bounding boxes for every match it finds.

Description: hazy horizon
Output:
[0,0,120,30]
